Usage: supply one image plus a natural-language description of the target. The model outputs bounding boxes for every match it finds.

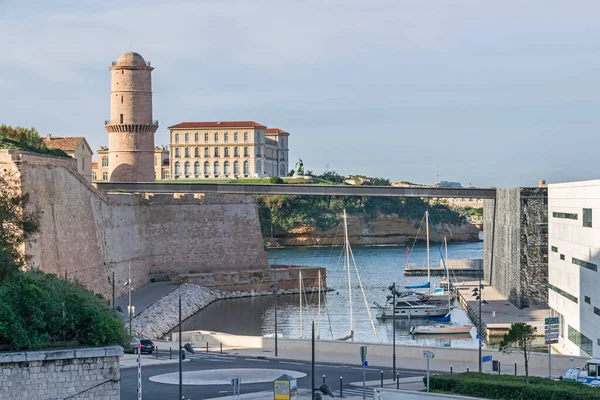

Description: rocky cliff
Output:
[267,213,481,247]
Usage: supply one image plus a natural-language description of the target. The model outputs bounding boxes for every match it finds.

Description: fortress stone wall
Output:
[0,150,268,299]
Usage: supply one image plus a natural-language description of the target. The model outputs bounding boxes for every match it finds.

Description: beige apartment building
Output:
[167,121,290,179]
[42,134,93,181]
[92,145,169,181]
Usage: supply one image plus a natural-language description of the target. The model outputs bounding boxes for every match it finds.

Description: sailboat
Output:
[336,210,381,342]
[410,237,473,335]
[374,211,451,319]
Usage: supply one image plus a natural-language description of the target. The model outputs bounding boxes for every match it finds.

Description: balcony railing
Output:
[104,120,158,126]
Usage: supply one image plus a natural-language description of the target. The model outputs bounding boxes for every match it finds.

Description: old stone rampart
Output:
[0,150,269,299]
[0,346,122,400]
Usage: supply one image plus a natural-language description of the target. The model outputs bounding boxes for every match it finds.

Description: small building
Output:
[167,121,290,179]
[92,146,110,181]
[93,145,169,181]
[42,134,93,181]
[548,179,600,357]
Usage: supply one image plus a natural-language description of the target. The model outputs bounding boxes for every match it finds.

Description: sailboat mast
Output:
[317,270,322,339]
[343,209,353,333]
[445,236,450,310]
[426,210,430,295]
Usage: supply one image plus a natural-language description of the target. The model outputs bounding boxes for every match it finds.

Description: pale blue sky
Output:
[1,0,599,187]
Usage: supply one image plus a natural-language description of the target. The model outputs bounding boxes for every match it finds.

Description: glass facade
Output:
[568,325,593,356]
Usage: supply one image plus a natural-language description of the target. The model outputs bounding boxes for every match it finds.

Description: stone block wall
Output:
[484,187,548,308]
[0,346,122,400]
[0,150,269,300]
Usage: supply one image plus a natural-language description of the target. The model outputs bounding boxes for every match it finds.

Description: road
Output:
[121,351,424,399]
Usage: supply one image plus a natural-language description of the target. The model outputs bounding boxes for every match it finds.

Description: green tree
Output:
[318,171,346,184]
[0,125,44,149]
[498,322,537,383]
[0,172,39,281]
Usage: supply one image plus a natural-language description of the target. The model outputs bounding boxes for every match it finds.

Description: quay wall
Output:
[0,346,122,400]
[0,150,268,299]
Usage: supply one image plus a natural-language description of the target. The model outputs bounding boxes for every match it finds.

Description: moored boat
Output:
[410,325,473,335]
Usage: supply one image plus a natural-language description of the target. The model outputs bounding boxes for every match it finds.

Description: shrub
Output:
[269,176,284,184]
[0,270,130,351]
[427,373,600,400]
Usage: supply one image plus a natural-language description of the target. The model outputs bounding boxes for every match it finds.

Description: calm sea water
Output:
[180,240,486,349]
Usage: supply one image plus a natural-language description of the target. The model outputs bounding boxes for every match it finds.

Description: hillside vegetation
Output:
[0,125,70,157]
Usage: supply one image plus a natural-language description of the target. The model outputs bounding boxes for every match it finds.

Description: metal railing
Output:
[104,120,158,126]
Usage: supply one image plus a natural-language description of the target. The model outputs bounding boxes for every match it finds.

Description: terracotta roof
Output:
[92,162,98,168]
[42,136,86,152]
[168,121,267,129]
[265,128,289,135]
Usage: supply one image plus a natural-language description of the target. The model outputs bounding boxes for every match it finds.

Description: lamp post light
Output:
[270,266,279,357]
[389,283,398,380]
[178,295,195,400]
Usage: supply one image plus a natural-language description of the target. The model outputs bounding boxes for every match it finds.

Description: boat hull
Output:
[410,326,472,335]
[376,306,450,319]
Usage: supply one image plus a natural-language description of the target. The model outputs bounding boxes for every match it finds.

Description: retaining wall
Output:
[0,346,122,400]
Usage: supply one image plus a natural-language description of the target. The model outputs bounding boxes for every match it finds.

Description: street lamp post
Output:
[389,283,397,380]
[274,266,278,357]
[179,295,183,400]
[478,264,482,373]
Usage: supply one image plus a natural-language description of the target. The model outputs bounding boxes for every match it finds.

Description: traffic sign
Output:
[363,361,368,367]
[545,326,560,334]
[476,334,483,339]
[545,317,559,325]
[423,350,435,359]
[360,346,367,362]
[482,355,492,363]
[545,333,559,339]
[545,339,559,345]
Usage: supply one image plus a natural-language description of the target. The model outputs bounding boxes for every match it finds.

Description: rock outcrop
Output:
[270,213,481,247]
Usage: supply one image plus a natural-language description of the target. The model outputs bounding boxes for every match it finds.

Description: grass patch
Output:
[155,177,334,185]
[427,373,600,400]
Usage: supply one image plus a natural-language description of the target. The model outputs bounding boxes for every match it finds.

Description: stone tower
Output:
[105,51,158,182]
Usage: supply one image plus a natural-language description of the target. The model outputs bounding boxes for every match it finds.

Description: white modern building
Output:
[548,179,600,357]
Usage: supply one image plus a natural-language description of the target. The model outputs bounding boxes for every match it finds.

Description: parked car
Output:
[128,339,155,354]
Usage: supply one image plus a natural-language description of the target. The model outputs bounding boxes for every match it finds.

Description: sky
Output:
[1,0,600,188]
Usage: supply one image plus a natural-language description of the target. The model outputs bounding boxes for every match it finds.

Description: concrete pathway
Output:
[120,352,189,369]
[149,368,307,385]
[115,281,178,320]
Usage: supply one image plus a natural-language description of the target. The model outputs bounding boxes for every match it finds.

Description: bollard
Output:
[206,342,209,353]
[380,370,384,388]
[396,373,399,390]
[169,347,172,360]
[323,374,326,384]
[339,377,343,398]
[514,362,517,376]
[450,365,453,375]
[220,343,223,354]
[498,361,501,375]
[156,345,158,359]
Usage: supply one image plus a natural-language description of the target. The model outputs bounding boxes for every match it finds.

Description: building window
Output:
[102,172,108,180]
[102,156,108,167]
[560,254,565,260]
[204,161,210,175]
[548,283,578,303]
[572,257,598,272]
[224,132,229,142]
[92,171,97,181]
[184,161,190,175]
[234,132,238,142]
[204,132,209,142]
[256,147,261,157]
[553,212,578,220]
[585,296,591,304]
[120,114,123,124]
[224,147,229,157]
[256,132,261,142]
[82,158,85,170]
[214,147,219,157]
[185,147,190,158]
[121,95,123,104]
[568,325,593,356]
[204,147,209,157]
[595,307,600,317]
[175,148,180,158]
[551,246,558,253]
[214,161,220,175]
[234,147,239,157]
[280,164,286,176]
[175,133,179,143]
[195,147,200,157]
[155,156,158,167]
[164,170,170,179]
[256,161,262,175]
[224,161,230,174]
[244,147,249,157]
[194,133,199,142]
[194,161,200,175]
[243,160,249,174]
[583,208,592,228]
[185,133,189,143]
[174,161,180,175]
[214,132,218,142]
[234,161,240,174]
[244,132,248,142]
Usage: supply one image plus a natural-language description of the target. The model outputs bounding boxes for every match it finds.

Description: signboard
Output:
[482,355,492,363]
[274,374,297,400]
[363,361,368,367]
[545,339,559,345]
[544,326,560,333]
[476,334,483,339]
[545,317,559,325]
[423,350,435,359]
[360,346,367,363]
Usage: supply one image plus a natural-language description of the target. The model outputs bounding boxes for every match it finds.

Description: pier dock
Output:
[404,258,483,277]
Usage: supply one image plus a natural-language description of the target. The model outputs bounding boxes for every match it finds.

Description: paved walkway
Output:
[120,352,189,369]
[115,281,178,320]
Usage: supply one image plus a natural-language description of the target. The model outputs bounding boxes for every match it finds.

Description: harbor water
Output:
[180,240,486,348]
